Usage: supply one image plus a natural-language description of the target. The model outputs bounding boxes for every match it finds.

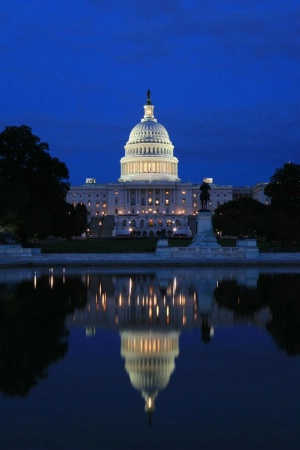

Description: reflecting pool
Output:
[0,267,300,450]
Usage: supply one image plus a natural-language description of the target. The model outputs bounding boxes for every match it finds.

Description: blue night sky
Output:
[0,0,299,187]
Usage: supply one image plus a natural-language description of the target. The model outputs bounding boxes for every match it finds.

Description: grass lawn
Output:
[36,237,299,254]
[38,238,192,253]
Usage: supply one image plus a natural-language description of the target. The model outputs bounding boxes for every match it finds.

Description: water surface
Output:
[0,267,300,450]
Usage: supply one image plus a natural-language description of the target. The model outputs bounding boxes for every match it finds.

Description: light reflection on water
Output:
[0,267,300,450]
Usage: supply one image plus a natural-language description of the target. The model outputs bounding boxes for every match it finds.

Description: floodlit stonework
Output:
[66,93,269,238]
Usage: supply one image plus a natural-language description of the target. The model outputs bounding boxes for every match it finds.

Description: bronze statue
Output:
[199,182,211,211]
[147,89,151,100]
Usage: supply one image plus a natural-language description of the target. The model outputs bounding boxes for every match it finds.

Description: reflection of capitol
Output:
[63,268,270,415]
[0,267,272,415]
[120,330,179,414]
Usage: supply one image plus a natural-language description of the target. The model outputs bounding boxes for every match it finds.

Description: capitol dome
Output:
[128,120,171,145]
[119,91,180,182]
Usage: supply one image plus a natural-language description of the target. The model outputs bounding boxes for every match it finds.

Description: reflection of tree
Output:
[214,275,300,356]
[214,280,266,316]
[259,274,300,356]
[0,276,87,397]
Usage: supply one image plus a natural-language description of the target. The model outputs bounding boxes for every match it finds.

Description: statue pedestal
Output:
[189,211,220,248]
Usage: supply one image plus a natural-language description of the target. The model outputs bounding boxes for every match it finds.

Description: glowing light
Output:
[129,278,132,296]
[102,294,106,311]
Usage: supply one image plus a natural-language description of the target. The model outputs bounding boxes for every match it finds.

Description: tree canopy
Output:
[264,162,300,244]
[0,125,87,242]
[264,162,300,217]
[213,197,268,237]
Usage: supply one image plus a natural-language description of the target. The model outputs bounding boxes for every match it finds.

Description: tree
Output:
[264,162,300,244]
[64,202,89,238]
[213,197,268,237]
[264,162,300,217]
[0,125,70,242]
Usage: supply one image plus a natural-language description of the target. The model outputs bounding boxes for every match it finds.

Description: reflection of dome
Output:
[119,91,180,182]
[120,330,179,413]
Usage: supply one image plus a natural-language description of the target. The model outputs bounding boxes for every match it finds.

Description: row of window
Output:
[72,193,106,198]
[119,219,185,228]
[126,147,173,155]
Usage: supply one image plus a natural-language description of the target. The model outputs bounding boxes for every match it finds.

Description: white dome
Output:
[127,121,172,145]
[119,92,180,182]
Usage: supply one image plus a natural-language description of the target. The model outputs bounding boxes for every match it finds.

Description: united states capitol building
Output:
[67,92,269,238]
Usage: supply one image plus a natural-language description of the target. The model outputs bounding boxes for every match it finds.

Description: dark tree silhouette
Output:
[264,162,300,217]
[264,162,300,244]
[213,197,268,237]
[0,125,70,242]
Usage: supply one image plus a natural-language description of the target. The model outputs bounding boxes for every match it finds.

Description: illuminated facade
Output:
[66,93,269,237]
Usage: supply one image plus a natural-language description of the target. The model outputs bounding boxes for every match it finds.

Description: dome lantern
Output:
[142,90,156,121]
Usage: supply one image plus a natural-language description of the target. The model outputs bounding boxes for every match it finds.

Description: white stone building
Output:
[66,92,269,237]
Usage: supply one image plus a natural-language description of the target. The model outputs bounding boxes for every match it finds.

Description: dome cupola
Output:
[119,91,180,182]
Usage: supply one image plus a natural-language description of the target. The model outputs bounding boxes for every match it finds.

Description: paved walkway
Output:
[1,252,300,267]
